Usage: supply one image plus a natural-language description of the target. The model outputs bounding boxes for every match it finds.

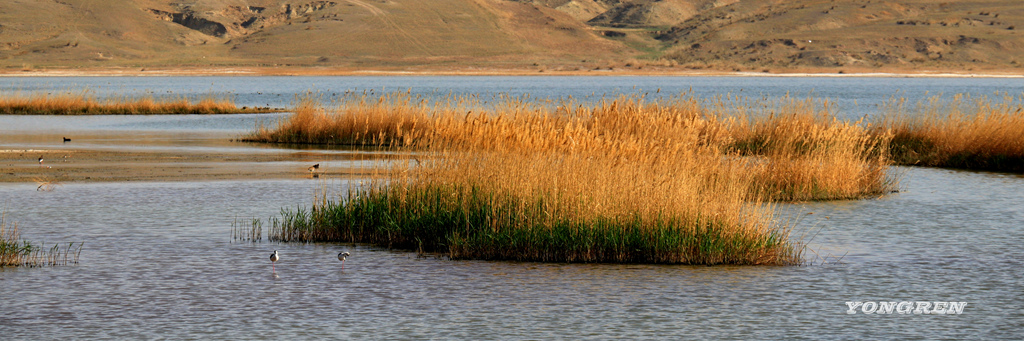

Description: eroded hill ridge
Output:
[1,0,1021,73]
[147,1,337,40]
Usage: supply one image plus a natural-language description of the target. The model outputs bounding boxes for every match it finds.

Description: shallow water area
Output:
[1,76,1022,338]
[1,168,1022,338]
[0,113,392,183]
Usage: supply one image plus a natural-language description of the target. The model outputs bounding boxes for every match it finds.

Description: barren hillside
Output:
[0,0,1021,73]
[652,0,1024,72]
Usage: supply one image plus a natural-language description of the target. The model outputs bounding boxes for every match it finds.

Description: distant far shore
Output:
[1,66,1021,78]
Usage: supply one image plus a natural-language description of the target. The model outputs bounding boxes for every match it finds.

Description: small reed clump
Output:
[724,96,897,201]
[0,90,248,115]
[231,217,263,243]
[243,91,437,145]
[879,94,1024,172]
[1,211,81,267]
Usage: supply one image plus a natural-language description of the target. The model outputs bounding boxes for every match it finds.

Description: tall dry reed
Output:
[246,92,898,202]
[261,94,826,264]
[273,141,797,264]
[0,90,246,115]
[252,92,907,264]
[879,94,1024,172]
[245,91,435,145]
[725,96,897,201]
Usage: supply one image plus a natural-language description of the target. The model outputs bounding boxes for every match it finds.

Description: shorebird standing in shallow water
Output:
[338,251,350,270]
[38,156,43,167]
[270,250,280,273]
[308,163,320,178]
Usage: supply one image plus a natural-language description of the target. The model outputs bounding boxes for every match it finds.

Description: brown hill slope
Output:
[0,0,628,70]
[652,0,1024,72]
[0,0,1021,73]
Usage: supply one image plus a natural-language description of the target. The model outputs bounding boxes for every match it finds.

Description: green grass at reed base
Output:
[1,212,81,267]
[269,184,798,265]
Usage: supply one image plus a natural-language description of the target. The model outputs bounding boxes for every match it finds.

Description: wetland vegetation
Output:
[879,94,1024,173]
[241,92,910,265]
[0,90,276,115]
[1,210,81,267]
[239,90,1024,264]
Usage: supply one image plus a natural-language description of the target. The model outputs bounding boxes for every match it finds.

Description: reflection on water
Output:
[0,167,1021,339]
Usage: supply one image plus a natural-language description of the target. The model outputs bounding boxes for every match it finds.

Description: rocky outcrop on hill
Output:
[585,0,732,28]
[147,1,337,40]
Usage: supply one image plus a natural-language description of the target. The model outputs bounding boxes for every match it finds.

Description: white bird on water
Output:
[270,250,280,273]
[338,251,350,269]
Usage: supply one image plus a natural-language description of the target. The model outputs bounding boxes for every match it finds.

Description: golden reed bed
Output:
[879,94,1024,172]
[0,91,267,115]
[241,92,905,265]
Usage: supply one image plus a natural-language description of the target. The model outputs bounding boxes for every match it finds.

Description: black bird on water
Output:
[62,137,71,142]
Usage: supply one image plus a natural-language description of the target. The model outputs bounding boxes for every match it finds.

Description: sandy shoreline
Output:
[0,147,384,184]
[1,66,1022,78]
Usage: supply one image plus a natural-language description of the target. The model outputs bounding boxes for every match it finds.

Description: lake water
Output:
[2,75,1022,118]
[1,76,1022,339]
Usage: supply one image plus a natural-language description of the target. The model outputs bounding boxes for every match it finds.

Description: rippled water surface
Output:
[3,75,1022,118]
[2,77,1022,339]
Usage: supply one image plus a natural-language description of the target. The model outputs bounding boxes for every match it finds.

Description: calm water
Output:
[2,75,1022,118]
[1,76,1023,339]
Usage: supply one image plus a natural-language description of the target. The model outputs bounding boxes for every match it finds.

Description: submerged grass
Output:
[879,94,1024,172]
[1,210,81,267]
[231,217,263,243]
[0,90,270,115]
